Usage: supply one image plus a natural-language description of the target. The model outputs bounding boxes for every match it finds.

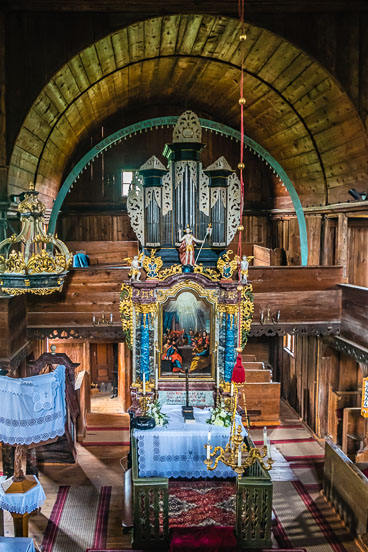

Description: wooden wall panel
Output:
[0,296,27,364]
[347,221,368,287]
[340,284,368,349]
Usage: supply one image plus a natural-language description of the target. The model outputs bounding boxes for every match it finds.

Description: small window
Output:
[283,333,295,357]
[121,170,134,196]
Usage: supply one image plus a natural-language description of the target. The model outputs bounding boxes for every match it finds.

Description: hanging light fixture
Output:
[0,183,72,295]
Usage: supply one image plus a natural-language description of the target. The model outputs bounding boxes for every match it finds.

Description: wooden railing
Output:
[323,438,368,541]
[131,437,169,549]
[131,434,272,550]
[236,436,273,549]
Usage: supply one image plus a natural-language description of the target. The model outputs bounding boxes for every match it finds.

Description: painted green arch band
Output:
[48,116,308,265]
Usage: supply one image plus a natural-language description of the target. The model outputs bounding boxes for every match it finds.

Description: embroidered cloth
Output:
[0,476,46,514]
[134,405,246,479]
[0,537,36,552]
[0,365,66,445]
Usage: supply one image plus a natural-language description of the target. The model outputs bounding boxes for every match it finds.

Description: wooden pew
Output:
[244,370,272,383]
[243,361,265,370]
[324,438,368,544]
[242,354,256,362]
[239,382,281,425]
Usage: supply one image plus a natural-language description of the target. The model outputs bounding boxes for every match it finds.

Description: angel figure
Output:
[124,252,144,281]
[142,249,163,279]
[217,250,240,280]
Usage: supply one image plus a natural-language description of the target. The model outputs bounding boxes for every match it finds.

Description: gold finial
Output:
[29,182,35,191]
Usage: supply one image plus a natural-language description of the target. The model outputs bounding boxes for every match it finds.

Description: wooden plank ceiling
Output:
[7,14,368,208]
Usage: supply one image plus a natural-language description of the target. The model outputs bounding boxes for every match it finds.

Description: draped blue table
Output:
[134,405,246,479]
[73,253,90,267]
[0,537,35,552]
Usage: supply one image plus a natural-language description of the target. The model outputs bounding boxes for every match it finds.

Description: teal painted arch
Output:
[48,116,308,265]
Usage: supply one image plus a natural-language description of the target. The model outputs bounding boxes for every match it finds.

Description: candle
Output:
[207,444,210,460]
[92,314,96,323]
[238,445,242,467]
[143,372,146,396]
[230,382,234,397]
[110,313,113,323]
[216,362,219,389]
[267,441,271,459]
[263,426,267,447]
[155,366,158,391]
[208,430,211,443]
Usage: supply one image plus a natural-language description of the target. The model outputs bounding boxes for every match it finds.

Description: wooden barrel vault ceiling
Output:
[7,14,368,209]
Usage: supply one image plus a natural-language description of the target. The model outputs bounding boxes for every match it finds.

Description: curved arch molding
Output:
[49,116,308,266]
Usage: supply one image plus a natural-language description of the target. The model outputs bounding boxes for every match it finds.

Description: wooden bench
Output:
[244,369,272,383]
[243,361,266,370]
[241,354,256,362]
[239,382,280,424]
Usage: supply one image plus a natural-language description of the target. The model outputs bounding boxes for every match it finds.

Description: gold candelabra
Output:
[204,382,273,478]
[132,376,155,414]
[92,312,113,326]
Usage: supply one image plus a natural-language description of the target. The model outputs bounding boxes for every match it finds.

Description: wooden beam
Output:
[0,12,5,168]
[335,212,348,277]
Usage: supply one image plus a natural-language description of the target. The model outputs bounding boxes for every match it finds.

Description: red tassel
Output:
[231,354,246,383]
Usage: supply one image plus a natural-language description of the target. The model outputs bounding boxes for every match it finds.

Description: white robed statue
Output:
[177,226,204,266]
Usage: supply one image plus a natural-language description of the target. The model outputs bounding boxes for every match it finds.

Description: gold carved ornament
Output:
[193,263,220,281]
[239,283,254,349]
[157,263,183,280]
[156,280,218,306]
[142,249,163,279]
[216,250,240,280]
[119,283,133,349]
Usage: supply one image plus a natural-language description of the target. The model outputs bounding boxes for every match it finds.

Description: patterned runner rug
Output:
[42,486,111,552]
[169,480,236,527]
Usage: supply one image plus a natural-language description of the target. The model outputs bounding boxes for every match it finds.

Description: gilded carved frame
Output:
[156,280,218,381]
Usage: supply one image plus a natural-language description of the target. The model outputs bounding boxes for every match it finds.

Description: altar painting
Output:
[160,291,213,379]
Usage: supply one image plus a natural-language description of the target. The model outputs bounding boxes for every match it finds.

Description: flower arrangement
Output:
[206,401,231,427]
[147,399,169,427]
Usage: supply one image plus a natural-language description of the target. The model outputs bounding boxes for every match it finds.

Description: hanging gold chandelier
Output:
[0,184,72,295]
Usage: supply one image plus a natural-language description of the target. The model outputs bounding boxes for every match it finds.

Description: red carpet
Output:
[169,480,236,527]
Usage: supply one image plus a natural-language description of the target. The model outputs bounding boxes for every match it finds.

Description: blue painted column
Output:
[140,313,150,381]
[224,314,236,382]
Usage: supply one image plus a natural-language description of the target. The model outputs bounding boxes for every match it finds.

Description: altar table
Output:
[134,405,246,479]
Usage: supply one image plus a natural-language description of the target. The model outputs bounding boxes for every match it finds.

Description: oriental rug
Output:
[168,480,236,527]
[42,485,111,552]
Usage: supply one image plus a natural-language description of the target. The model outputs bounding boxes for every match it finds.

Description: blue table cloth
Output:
[0,365,66,445]
[0,476,46,514]
[0,537,35,552]
[134,405,246,479]
[73,253,90,267]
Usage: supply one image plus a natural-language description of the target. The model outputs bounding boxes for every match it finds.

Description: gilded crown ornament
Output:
[0,183,72,295]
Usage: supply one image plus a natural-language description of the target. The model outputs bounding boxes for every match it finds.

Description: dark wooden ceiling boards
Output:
[7,15,368,209]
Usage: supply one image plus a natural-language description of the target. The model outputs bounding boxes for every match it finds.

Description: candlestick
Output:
[143,372,146,396]
[267,440,271,459]
[207,443,210,460]
[238,445,242,467]
[263,426,267,447]
[230,382,234,397]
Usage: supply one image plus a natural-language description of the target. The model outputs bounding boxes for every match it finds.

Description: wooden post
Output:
[321,215,331,266]
[11,513,29,538]
[335,213,348,278]
[0,12,8,242]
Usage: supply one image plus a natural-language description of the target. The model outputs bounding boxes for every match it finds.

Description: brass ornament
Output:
[204,382,273,478]
[157,264,183,280]
[238,162,245,170]
[239,98,246,105]
[193,263,220,281]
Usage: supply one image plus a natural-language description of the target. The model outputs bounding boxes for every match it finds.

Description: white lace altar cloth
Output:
[0,365,66,445]
[134,405,246,479]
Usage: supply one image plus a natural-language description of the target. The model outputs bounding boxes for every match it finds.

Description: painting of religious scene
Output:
[160,291,212,378]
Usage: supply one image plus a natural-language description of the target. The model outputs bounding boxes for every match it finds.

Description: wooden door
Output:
[90,343,114,383]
